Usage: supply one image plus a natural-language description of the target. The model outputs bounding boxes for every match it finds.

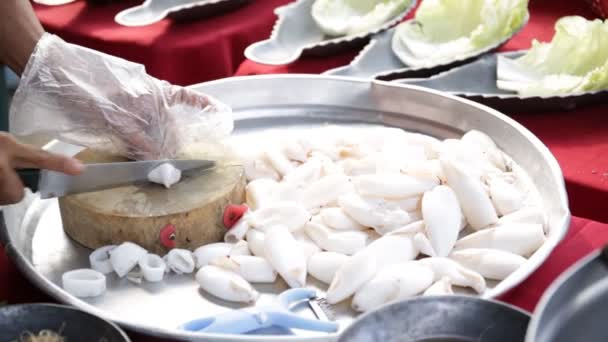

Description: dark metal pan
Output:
[337,295,530,342]
[527,246,608,342]
[0,303,130,341]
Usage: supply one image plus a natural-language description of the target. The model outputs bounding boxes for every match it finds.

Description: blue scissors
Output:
[180,288,339,334]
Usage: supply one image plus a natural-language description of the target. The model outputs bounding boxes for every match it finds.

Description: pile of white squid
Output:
[62,125,547,315]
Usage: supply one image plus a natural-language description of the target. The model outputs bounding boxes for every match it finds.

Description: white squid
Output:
[352,261,434,312]
[196,265,259,303]
[421,185,463,257]
[418,257,486,294]
[264,225,307,288]
[307,252,349,284]
[454,223,545,257]
[441,158,498,230]
[450,248,527,281]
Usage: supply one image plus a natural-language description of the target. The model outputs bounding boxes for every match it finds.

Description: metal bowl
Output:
[337,296,530,342]
[526,246,608,342]
[1,75,570,341]
[0,303,130,341]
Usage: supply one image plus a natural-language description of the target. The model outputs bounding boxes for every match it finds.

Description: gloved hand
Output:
[9,33,233,161]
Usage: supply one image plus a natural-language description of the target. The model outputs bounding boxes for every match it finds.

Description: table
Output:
[3,0,608,341]
[236,0,608,224]
[33,0,292,86]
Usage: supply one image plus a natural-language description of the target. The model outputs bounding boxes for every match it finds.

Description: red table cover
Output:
[33,0,290,86]
[236,0,608,224]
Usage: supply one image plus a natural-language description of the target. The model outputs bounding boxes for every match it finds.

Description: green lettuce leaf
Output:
[393,0,528,67]
[312,0,413,37]
[497,16,608,96]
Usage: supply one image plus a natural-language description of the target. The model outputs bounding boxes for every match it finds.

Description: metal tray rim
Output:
[1,74,571,342]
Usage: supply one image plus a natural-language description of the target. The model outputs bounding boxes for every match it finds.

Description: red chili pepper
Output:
[223,204,248,229]
[159,224,176,249]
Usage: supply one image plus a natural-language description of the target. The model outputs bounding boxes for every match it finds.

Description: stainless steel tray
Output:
[114,0,250,27]
[399,51,608,113]
[244,0,416,65]
[0,75,570,341]
[323,15,528,81]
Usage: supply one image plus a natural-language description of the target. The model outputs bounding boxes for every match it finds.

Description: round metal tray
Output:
[0,75,570,341]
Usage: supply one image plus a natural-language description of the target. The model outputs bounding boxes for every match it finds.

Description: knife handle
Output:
[16,169,41,193]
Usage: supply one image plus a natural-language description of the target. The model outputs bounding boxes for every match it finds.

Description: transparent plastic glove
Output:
[9,33,233,161]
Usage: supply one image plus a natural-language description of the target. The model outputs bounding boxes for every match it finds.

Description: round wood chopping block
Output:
[59,150,246,255]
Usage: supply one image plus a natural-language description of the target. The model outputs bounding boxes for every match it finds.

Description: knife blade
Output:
[17,159,216,199]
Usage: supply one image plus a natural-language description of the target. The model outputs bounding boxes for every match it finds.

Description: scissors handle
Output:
[181,310,265,334]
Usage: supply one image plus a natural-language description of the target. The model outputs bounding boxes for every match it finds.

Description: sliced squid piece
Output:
[166,249,195,275]
[243,156,280,182]
[302,175,354,211]
[224,215,251,244]
[423,277,454,296]
[320,207,366,231]
[193,243,232,269]
[308,252,349,284]
[352,262,434,312]
[264,226,307,288]
[354,174,438,199]
[89,245,116,275]
[229,240,252,256]
[489,177,525,216]
[265,147,295,177]
[418,257,486,294]
[247,202,310,232]
[211,255,277,283]
[304,219,370,255]
[293,231,322,261]
[413,232,436,257]
[283,157,322,185]
[245,178,278,210]
[450,248,526,281]
[147,163,181,188]
[62,269,106,298]
[138,253,166,282]
[327,253,377,304]
[441,158,498,230]
[422,185,463,257]
[109,242,147,278]
[387,220,425,235]
[245,229,266,258]
[338,193,412,235]
[497,206,545,226]
[196,265,259,303]
[454,223,545,257]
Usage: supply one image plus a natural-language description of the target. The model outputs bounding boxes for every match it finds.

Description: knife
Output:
[16,159,216,199]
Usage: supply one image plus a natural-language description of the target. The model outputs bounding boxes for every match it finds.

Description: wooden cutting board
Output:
[59,149,246,255]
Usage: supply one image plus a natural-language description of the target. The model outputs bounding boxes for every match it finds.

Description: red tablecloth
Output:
[2,216,608,340]
[236,0,608,224]
[33,0,290,86]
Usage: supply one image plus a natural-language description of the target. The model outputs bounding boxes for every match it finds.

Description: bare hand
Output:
[0,133,83,204]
